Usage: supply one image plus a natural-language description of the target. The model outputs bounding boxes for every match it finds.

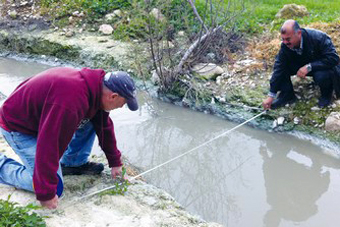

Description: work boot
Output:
[318,88,333,108]
[61,162,104,175]
[271,92,297,110]
[318,96,331,108]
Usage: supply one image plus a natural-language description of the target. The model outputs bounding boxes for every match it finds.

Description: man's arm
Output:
[34,104,80,202]
[269,47,290,94]
[91,110,123,168]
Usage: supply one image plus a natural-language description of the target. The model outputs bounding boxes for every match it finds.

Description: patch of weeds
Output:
[0,195,46,227]
[156,201,168,210]
[113,16,149,40]
[228,86,266,107]
[291,98,333,126]
[100,166,130,196]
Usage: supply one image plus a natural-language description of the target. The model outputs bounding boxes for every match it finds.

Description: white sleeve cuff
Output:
[268,92,276,98]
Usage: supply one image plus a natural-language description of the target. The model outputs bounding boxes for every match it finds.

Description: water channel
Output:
[1,57,340,227]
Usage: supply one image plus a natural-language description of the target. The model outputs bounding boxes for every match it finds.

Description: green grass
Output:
[241,0,340,33]
[196,0,340,33]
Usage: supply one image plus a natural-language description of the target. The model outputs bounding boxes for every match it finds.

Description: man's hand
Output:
[111,166,123,179]
[262,97,274,110]
[40,195,58,209]
[296,65,309,78]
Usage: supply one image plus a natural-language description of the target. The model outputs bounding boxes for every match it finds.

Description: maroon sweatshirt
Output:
[0,67,122,201]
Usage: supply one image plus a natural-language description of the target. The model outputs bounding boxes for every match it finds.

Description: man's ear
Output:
[110,92,119,100]
[297,30,302,37]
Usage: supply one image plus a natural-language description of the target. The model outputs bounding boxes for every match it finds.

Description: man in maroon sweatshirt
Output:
[0,67,138,209]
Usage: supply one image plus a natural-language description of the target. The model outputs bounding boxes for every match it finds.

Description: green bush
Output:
[82,0,132,18]
[0,195,46,227]
[40,0,132,19]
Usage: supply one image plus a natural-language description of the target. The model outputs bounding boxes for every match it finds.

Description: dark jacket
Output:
[270,28,340,95]
[0,67,122,201]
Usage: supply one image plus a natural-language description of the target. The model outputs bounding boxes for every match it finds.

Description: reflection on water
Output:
[1,57,340,227]
[260,135,333,227]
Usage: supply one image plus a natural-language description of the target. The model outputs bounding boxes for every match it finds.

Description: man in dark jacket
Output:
[262,19,340,109]
[0,67,138,209]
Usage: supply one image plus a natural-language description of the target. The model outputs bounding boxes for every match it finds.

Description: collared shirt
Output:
[291,36,303,55]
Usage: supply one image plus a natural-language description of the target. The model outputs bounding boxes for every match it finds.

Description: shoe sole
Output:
[62,168,104,176]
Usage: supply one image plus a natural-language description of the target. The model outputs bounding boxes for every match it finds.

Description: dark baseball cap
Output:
[103,71,138,111]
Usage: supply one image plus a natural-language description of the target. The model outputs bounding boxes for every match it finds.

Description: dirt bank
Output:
[0,136,222,227]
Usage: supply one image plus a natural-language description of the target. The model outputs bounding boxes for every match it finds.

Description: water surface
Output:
[1,57,340,227]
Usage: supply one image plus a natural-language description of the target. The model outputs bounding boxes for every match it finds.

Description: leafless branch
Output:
[187,0,208,33]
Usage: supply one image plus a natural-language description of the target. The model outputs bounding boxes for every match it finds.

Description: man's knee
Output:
[313,70,333,87]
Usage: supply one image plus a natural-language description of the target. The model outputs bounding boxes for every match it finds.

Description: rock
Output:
[222,72,231,78]
[65,30,75,37]
[105,13,116,21]
[161,40,174,49]
[177,31,185,36]
[99,24,114,35]
[20,1,29,6]
[277,116,285,125]
[215,95,226,103]
[89,28,96,32]
[275,4,309,19]
[72,11,79,16]
[28,24,37,31]
[151,70,160,85]
[8,10,18,19]
[293,117,300,125]
[150,8,165,21]
[311,106,320,111]
[72,11,84,17]
[207,52,216,61]
[216,76,222,85]
[113,9,123,17]
[98,37,108,43]
[272,119,278,128]
[192,63,224,80]
[68,16,74,24]
[237,59,255,66]
[325,112,340,131]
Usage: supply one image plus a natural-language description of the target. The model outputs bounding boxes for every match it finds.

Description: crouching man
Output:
[263,19,340,110]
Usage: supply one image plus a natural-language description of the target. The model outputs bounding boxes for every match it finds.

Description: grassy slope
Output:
[196,0,340,33]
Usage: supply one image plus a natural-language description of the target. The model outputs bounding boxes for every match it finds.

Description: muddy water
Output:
[1,57,340,227]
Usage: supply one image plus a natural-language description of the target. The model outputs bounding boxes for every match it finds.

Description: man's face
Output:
[101,92,127,112]
[281,29,301,49]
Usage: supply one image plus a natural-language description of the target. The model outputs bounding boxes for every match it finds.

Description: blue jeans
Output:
[0,121,96,192]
